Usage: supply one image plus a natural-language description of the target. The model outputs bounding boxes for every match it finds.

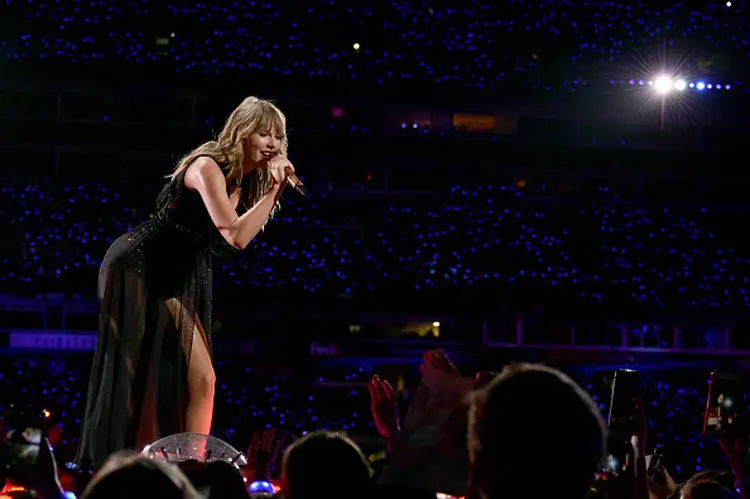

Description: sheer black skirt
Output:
[76,220,212,469]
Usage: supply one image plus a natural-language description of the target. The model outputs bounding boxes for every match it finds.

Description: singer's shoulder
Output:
[191,154,229,170]
[184,155,227,192]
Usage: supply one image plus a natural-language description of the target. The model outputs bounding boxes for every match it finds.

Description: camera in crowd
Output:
[591,368,747,499]
[0,405,48,485]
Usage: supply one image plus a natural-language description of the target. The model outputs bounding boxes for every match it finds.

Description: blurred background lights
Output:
[654,76,672,93]
[636,74,734,94]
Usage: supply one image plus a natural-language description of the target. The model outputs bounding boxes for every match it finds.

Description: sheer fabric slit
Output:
[164,298,210,361]
[76,230,201,467]
[165,300,216,436]
[76,158,239,469]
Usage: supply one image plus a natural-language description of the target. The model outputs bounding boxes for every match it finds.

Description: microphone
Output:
[284,166,308,196]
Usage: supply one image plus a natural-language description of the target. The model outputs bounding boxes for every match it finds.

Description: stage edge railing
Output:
[481,318,749,355]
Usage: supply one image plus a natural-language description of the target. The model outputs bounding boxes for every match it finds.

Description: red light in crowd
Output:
[1,484,28,496]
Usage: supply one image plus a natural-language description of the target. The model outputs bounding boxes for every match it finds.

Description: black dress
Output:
[76,157,247,468]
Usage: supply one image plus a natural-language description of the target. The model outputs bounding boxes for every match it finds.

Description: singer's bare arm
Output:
[184,156,280,249]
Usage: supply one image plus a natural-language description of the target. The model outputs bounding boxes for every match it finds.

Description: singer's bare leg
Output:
[185,325,215,436]
[165,299,215,439]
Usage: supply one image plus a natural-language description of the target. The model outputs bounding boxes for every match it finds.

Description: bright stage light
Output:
[654,76,672,93]
[674,79,687,91]
[696,82,706,90]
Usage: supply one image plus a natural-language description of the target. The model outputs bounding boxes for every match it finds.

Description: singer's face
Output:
[247,130,284,164]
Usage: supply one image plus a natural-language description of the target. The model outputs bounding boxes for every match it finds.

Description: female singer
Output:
[76,97,293,468]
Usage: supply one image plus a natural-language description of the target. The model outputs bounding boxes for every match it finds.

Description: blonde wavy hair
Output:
[170,96,288,211]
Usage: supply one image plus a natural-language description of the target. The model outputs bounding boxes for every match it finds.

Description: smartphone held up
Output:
[703,371,743,438]
[608,369,640,437]
[0,407,47,484]
[603,369,640,475]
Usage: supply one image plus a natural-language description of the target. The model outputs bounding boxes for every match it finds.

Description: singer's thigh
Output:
[163,298,215,399]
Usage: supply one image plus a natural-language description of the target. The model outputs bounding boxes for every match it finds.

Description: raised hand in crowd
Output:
[648,466,677,499]
[611,393,650,499]
[244,428,286,483]
[420,349,497,389]
[719,430,748,498]
[634,393,651,499]
[368,375,401,452]
[420,349,460,378]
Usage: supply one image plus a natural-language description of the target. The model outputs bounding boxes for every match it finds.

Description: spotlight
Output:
[707,83,713,89]
[654,76,672,93]
[726,84,732,90]
[688,82,695,88]
[674,79,687,91]
[696,82,706,90]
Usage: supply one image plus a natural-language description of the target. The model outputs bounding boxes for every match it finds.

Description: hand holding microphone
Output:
[268,156,307,196]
